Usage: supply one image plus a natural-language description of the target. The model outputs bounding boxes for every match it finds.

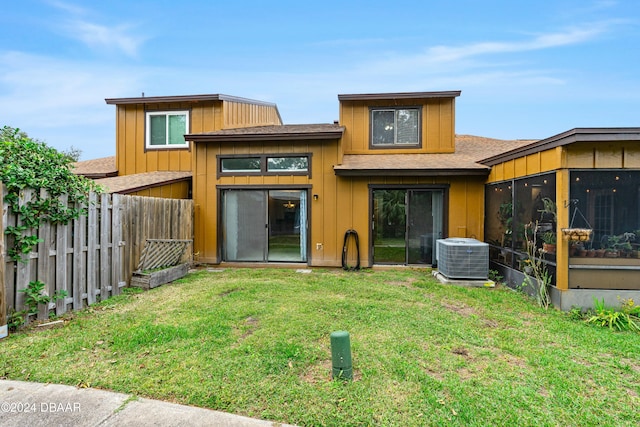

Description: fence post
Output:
[37,188,51,320]
[72,199,85,311]
[15,188,34,320]
[112,194,124,293]
[55,194,69,316]
[87,191,97,305]
[100,193,110,300]
[0,183,6,338]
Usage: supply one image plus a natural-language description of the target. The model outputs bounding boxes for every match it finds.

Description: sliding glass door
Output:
[372,188,444,265]
[222,189,307,262]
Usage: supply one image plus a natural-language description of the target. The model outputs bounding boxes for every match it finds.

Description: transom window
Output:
[146,111,189,149]
[221,157,262,172]
[219,155,310,176]
[267,157,308,172]
[370,107,421,147]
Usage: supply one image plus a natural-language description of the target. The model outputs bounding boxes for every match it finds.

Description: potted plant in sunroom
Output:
[569,241,584,257]
[541,231,557,254]
[518,256,534,275]
[604,233,634,258]
[537,197,557,230]
[498,201,513,246]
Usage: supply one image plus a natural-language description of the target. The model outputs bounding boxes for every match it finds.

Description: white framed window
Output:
[370,107,420,147]
[145,110,189,149]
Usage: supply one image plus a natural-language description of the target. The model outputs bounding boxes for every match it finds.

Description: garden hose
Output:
[342,229,360,271]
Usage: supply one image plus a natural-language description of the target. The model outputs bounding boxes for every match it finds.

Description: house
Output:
[85,90,640,309]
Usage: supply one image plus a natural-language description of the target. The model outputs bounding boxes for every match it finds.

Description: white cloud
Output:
[45,0,87,16]
[0,2,147,157]
[0,50,148,157]
[0,51,142,123]
[47,0,146,57]
[67,21,144,57]
[376,23,612,72]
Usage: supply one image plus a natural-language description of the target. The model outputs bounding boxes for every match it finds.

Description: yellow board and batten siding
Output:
[335,96,485,264]
[339,98,456,155]
[127,181,191,199]
[191,147,486,267]
[223,101,281,129]
[114,99,280,176]
[486,147,561,183]
[192,139,338,265]
[115,102,201,175]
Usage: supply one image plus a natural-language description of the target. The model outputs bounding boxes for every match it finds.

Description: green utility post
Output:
[330,331,353,380]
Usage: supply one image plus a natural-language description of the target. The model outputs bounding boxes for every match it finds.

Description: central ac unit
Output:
[436,238,489,280]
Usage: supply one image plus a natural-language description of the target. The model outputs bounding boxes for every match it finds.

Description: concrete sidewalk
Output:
[0,380,294,427]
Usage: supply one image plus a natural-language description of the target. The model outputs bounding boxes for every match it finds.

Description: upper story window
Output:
[146,111,190,149]
[370,107,421,148]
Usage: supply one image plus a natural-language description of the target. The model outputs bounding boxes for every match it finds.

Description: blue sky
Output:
[1,0,639,160]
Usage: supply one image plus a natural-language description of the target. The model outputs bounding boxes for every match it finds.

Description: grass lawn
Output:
[0,268,639,426]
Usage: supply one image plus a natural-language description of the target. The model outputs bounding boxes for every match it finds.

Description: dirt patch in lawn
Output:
[456,367,475,381]
[440,300,478,317]
[451,346,473,359]
[483,319,499,328]
[219,287,243,297]
[424,367,445,381]
[386,277,421,289]
[301,359,332,384]
[499,352,527,369]
[300,359,361,383]
[621,358,640,373]
[230,316,260,347]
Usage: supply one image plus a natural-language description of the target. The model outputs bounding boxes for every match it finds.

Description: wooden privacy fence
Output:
[1,185,193,323]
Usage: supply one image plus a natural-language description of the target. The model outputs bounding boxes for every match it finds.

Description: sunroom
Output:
[481,128,640,310]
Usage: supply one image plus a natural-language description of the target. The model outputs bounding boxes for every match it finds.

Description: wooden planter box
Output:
[130,263,189,290]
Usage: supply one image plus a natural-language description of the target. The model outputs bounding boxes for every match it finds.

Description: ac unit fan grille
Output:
[436,238,489,280]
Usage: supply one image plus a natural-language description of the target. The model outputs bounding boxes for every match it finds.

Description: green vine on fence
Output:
[7,281,68,330]
[1,126,101,262]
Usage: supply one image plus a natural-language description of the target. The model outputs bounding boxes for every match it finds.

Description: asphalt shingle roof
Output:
[94,171,192,194]
[72,134,535,190]
[71,156,117,178]
[186,124,344,142]
[334,135,536,175]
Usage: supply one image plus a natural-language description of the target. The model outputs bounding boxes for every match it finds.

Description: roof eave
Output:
[338,91,461,101]
[105,94,277,108]
[333,167,490,177]
[480,127,640,166]
[77,171,119,179]
[101,176,192,195]
[187,130,344,143]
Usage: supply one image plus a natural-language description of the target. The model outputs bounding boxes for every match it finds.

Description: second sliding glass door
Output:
[372,188,444,265]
